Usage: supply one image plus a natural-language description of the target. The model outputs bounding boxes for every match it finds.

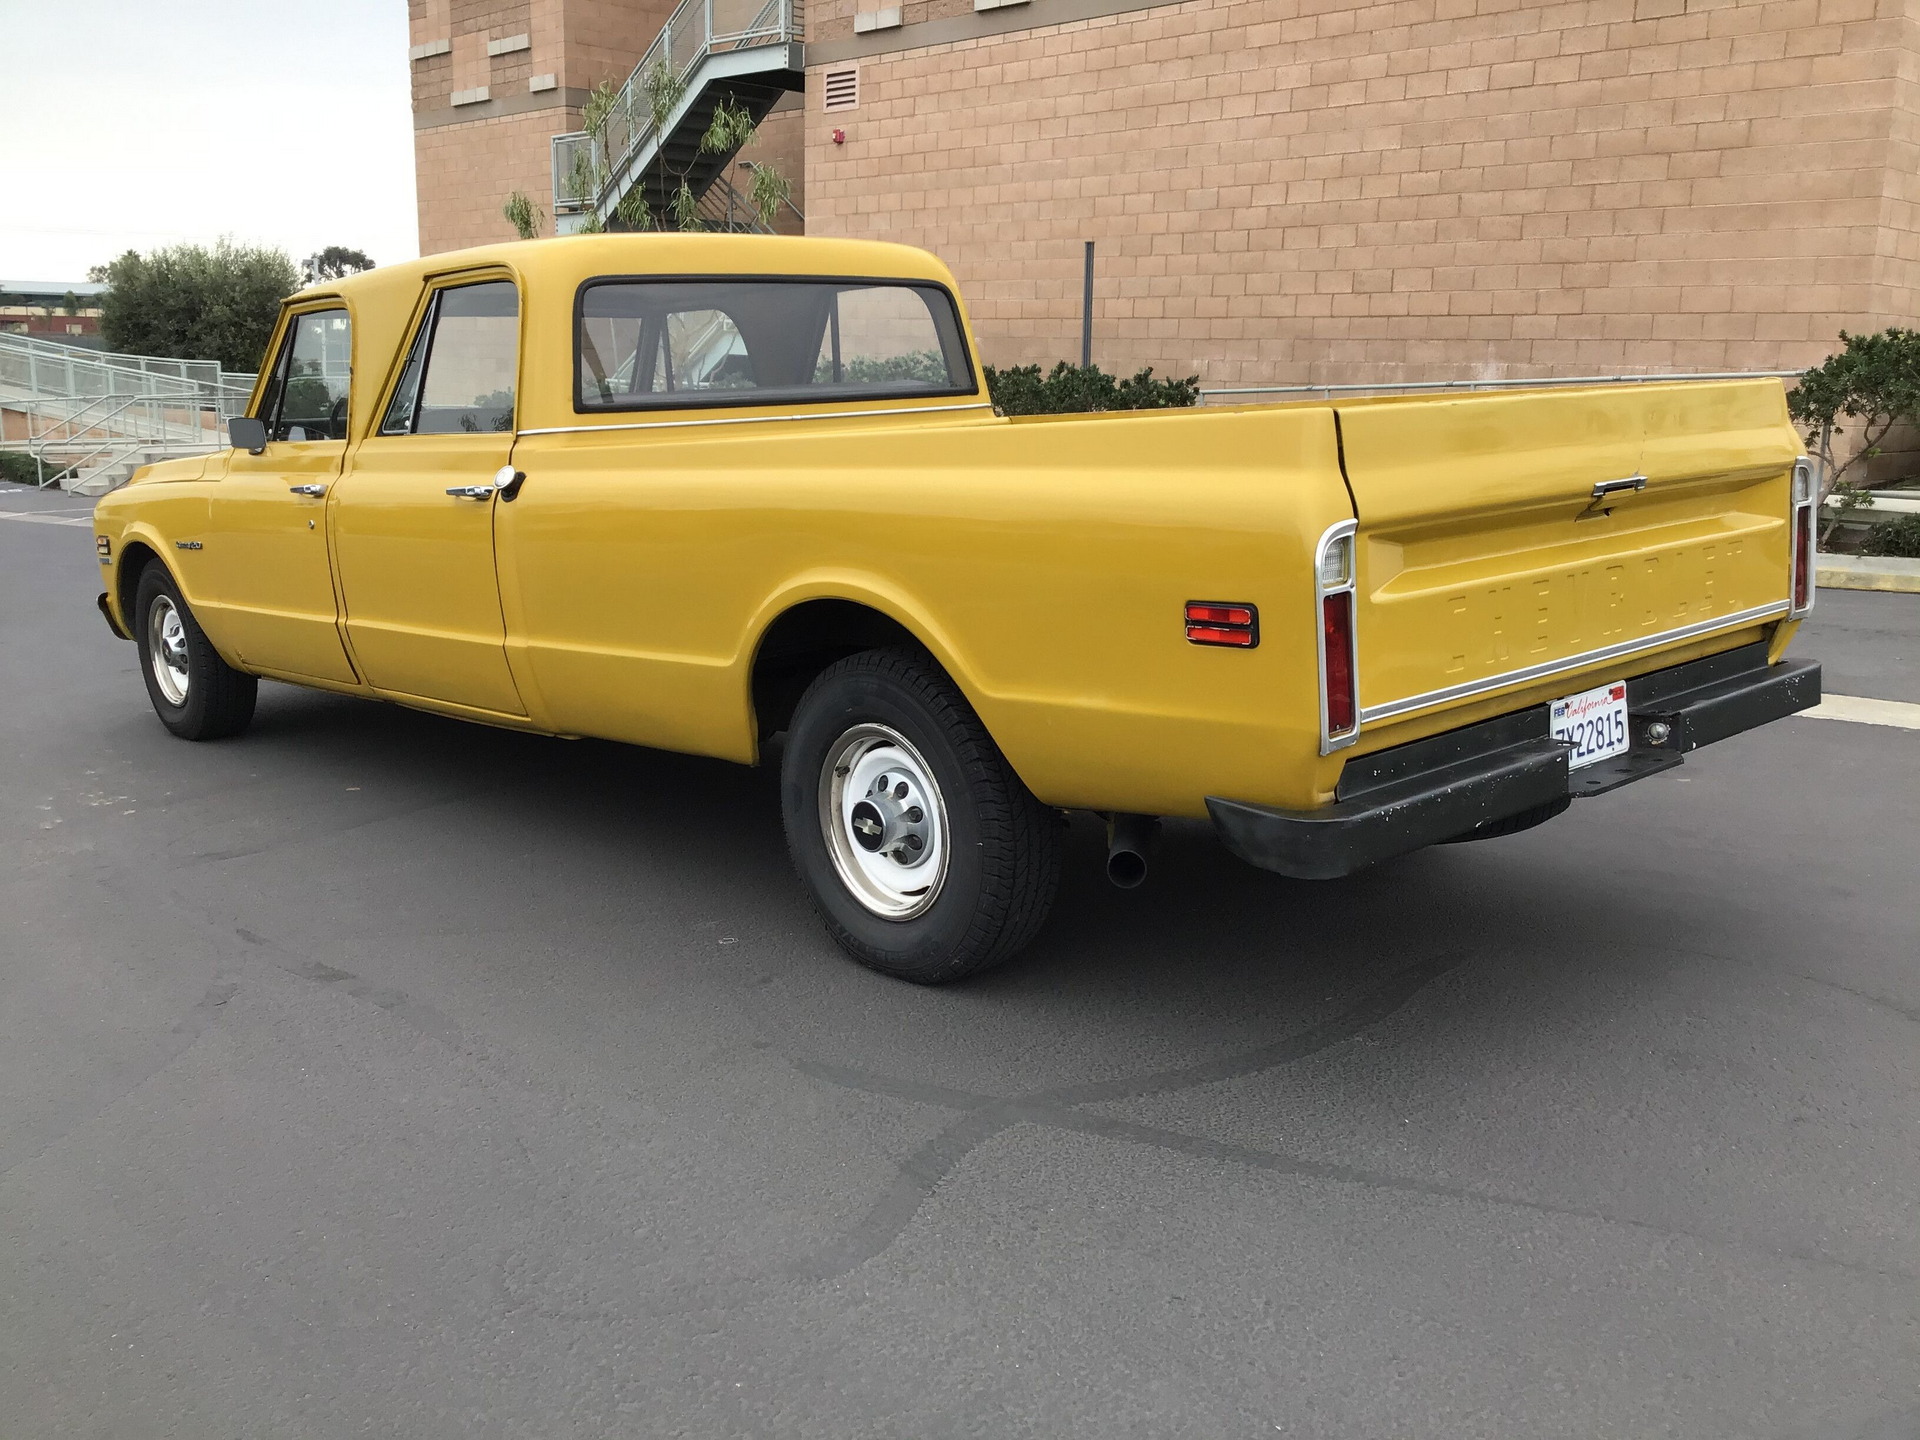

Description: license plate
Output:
[1550,680,1630,769]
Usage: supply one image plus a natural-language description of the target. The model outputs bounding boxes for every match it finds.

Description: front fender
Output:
[98,500,218,651]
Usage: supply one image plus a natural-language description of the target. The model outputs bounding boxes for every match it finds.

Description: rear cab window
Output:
[575,278,974,412]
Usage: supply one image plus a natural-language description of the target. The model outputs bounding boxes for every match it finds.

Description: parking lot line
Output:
[1803,694,1920,730]
[0,511,93,527]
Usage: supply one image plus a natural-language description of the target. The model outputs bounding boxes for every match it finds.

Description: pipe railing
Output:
[0,332,254,416]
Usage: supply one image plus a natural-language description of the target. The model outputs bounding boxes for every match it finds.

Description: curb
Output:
[1815,553,1920,594]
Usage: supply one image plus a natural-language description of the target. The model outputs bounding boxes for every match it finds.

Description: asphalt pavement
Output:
[3,481,1917,1439]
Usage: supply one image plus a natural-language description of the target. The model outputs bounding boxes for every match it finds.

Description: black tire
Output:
[133,561,257,741]
[781,648,1061,983]
[1438,795,1571,844]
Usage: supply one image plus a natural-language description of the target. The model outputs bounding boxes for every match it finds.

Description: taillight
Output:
[1315,520,1360,752]
[1323,592,1355,735]
[1789,457,1816,617]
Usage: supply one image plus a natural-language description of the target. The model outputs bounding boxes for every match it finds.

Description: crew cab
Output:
[91,236,1821,983]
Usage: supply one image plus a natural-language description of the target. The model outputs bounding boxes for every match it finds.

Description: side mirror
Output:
[229,416,268,455]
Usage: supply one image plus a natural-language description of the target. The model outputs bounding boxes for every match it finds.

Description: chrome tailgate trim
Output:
[1358,598,1790,727]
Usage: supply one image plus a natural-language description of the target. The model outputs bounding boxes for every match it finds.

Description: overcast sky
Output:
[1,0,418,281]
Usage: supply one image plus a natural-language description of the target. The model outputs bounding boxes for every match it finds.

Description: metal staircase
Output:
[551,0,804,232]
[0,333,253,493]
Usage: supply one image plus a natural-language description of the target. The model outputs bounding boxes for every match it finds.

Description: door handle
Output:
[1589,474,1648,500]
[288,483,328,497]
[447,466,526,501]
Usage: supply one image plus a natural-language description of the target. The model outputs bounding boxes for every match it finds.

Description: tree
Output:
[97,240,299,372]
[503,191,544,240]
[300,246,375,286]
[1787,329,1920,540]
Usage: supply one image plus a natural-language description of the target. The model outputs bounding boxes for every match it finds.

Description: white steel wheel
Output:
[147,594,191,706]
[132,561,257,742]
[818,723,951,920]
[781,647,1061,983]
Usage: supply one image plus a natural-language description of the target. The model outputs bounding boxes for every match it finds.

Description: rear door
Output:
[330,275,525,716]
[1334,380,1800,732]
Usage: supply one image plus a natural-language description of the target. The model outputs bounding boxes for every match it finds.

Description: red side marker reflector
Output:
[1186,601,1259,648]
[1187,624,1255,647]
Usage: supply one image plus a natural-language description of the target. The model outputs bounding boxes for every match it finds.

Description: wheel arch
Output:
[114,538,166,632]
[748,596,937,742]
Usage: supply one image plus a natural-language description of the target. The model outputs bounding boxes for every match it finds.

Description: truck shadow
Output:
[235,678,1696,1025]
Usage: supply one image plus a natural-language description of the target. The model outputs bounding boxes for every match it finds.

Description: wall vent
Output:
[822,66,859,112]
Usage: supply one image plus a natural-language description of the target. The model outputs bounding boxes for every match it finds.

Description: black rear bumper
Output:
[1208,642,1820,880]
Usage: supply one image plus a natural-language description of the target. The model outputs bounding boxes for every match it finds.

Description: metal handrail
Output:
[552,0,801,221]
[0,333,254,419]
[1200,370,1804,403]
[7,384,233,489]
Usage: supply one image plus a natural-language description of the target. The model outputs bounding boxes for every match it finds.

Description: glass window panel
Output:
[379,303,433,435]
[575,279,971,411]
[413,281,519,434]
[814,286,953,388]
[261,309,351,441]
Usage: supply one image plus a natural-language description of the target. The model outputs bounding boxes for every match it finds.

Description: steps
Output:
[551,0,804,232]
[0,332,249,490]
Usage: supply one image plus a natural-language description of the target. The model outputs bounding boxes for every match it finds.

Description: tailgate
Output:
[1334,379,1801,733]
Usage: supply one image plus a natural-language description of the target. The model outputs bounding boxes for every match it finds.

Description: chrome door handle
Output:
[1590,474,1647,500]
[288,483,328,497]
[445,484,496,499]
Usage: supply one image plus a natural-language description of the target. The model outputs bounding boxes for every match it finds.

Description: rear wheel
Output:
[134,562,256,741]
[781,648,1061,983]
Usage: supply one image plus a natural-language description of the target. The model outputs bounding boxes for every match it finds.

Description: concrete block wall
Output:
[416,109,582,253]
[804,0,1920,386]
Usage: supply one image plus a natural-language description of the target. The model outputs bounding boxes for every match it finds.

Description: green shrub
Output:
[1861,511,1920,558]
[0,452,42,486]
[1787,329,1920,539]
[984,361,1200,416]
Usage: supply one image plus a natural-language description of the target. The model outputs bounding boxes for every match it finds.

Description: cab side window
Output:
[381,281,519,435]
[255,310,351,442]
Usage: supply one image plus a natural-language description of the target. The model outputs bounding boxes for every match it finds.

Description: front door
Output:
[209,306,359,683]
[330,277,525,715]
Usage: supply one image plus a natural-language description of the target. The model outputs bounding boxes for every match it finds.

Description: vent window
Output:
[822,66,858,111]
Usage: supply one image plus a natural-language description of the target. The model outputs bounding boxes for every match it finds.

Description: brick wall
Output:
[417,109,582,253]
[805,0,1920,387]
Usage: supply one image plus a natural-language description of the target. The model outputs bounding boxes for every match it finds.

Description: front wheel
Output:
[781,649,1061,983]
[133,562,257,741]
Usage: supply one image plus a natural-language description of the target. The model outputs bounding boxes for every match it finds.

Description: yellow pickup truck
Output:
[91,235,1820,983]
